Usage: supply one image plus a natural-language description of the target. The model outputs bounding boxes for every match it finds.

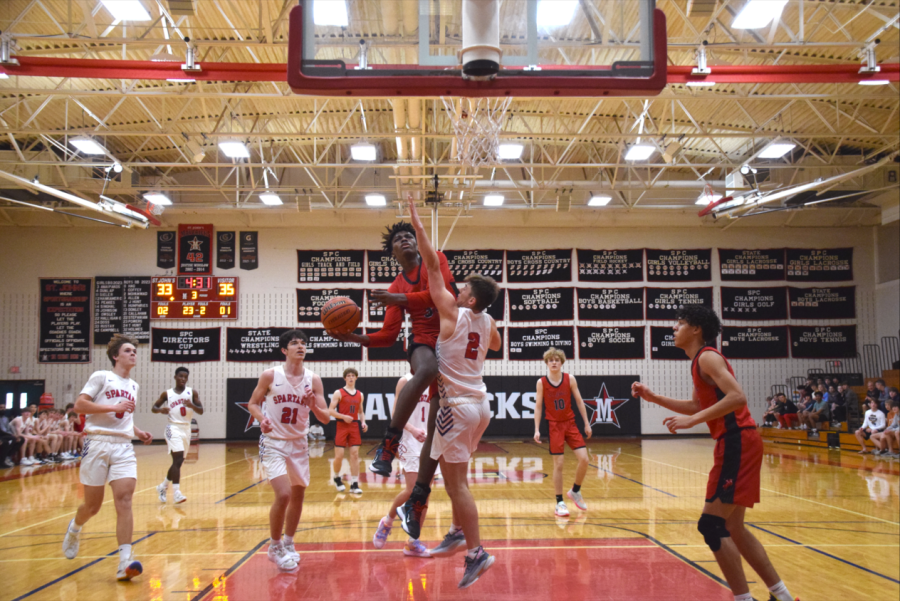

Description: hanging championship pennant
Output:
[645,287,714,320]
[578,326,645,360]
[721,326,789,359]
[507,326,575,360]
[720,287,787,321]
[788,286,856,320]
[790,325,857,358]
[297,250,365,283]
[506,250,572,283]
[649,326,689,360]
[367,250,402,284]
[151,327,220,362]
[157,231,176,269]
[365,327,408,361]
[786,248,853,282]
[646,249,712,282]
[226,327,291,362]
[217,231,236,270]
[718,249,785,281]
[39,278,92,364]
[508,288,574,322]
[577,288,644,321]
[303,328,363,361]
[577,249,644,282]
[240,231,259,270]
[178,224,213,274]
[443,250,504,280]
[297,289,365,323]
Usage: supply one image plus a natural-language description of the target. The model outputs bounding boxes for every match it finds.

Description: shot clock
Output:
[151,276,239,320]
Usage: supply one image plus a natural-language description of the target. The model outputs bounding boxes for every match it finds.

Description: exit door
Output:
[0,380,46,413]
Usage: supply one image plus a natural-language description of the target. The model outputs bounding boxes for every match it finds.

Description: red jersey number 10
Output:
[465,333,480,360]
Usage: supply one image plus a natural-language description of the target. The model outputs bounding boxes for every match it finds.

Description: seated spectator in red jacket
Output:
[775,393,799,429]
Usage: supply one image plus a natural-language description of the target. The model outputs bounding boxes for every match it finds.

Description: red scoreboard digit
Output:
[151,276,239,320]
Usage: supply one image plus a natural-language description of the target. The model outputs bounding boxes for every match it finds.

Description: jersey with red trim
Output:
[337,388,361,421]
[691,347,756,440]
[541,374,575,422]
[365,251,456,349]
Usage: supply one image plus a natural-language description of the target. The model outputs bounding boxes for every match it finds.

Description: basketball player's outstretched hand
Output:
[406,197,422,228]
[631,382,650,400]
[115,399,136,414]
[259,416,273,434]
[663,415,695,433]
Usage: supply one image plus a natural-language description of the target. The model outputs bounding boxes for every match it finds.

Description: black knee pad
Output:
[697,513,730,552]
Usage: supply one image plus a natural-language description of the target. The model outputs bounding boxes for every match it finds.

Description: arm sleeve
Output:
[405,252,456,311]
[79,372,106,399]
[365,304,404,348]
[875,411,887,430]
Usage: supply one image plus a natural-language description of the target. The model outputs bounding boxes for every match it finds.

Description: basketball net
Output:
[698,183,718,206]
[144,200,165,216]
[441,96,512,168]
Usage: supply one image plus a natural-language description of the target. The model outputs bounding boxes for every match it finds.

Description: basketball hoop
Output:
[441,96,512,169]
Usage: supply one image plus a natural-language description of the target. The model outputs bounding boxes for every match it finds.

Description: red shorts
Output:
[335,422,361,448]
[706,428,763,508]
[548,420,585,455]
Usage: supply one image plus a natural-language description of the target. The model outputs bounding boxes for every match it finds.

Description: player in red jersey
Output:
[328,220,457,480]
[632,306,798,601]
[533,347,591,517]
[328,367,367,495]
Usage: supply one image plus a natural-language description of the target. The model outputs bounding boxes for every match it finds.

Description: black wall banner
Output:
[786,248,853,282]
[365,327,408,361]
[297,250,365,283]
[646,287,714,320]
[508,326,575,360]
[577,287,644,321]
[304,328,363,362]
[508,287,574,322]
[486,288,506,322]
[240,231,259,270]
[151,327,220,362]
[506,250,572,283]
[718,249,786,281]
[721,326,789,359]
[367,250,402,284]
[720,287,787,321]
[578,326,645,360]
[650,326,688,360]
[366,289,387,323]
[226,327,291,362]
[94,276,151,345]
[156,231,176,270]
[788,286,856,320]
[646,249,712,282]
[178,224,213,275]
[444,250,504,280]
[577,249,644,282]
[790,325,857,358]
[297,288,364,323]
[226,374,641,440]
[216,232,236,270]
[39,278,92,364]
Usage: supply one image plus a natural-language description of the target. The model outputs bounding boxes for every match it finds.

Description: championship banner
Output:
[216,231,236,270]
[577,287,644,321]
[719,249,785,281]
[151,327,220,362]
[577,249,644,282]
[508,287,574,322]
[94,276,151,345]
[790,325,857,358]
[578,326,645,360]
[788,286,856,320]
[297,289,364,323]
[366,289,387,323]
[646,249,712,282]
[156,231,176,269]
[506,250,572,283]
[303,328,363,362]
[297,250,365,283]
[487,288,506,322]
[240,231,259,270]
[786,248,853,282]
[721,326,789,359]
[650,326,688,360]
[226,327,291,362]
[444,250,504,280]
[508,326,575,360]
[39,278,91,364]
[645,287,714,321]
[367,250,402,284]
[365,327,408,361]
[720,287,787,321]
[178,224,213,275]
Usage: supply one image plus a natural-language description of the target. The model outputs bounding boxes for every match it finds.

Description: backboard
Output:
[287,0,667,97]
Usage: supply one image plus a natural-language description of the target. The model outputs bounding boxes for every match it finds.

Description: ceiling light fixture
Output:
[498,143,525,160]
[218,141,250,159]
[588,195,612,207]
[100,0,152,22]
[260,193,283,206]
[624,144,655,161]
[758,142,796,159]
[483,195,504,206]
[70,137,107,155]
[314,0,349,27]
[537,0,578,28]
[731,0,787,29]
[143,192,172,206]
[365,194,387,206]
[350,143,377,161]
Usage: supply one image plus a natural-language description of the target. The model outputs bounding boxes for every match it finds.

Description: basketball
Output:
[321,296,361,334]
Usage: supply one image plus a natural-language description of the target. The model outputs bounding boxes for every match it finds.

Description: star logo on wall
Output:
[235,402,260,432]
[583,383,631,428]
[188,237,203,251]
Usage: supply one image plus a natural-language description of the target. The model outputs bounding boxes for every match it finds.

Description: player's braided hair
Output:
[382,221,416,252]
[675,305,722,345]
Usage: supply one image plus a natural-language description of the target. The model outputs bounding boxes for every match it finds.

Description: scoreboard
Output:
[151,276,239,320]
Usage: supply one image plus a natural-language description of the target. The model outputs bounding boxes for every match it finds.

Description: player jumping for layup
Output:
[405,199,501,588]
[153,367,203,504]
[631,306,798,601]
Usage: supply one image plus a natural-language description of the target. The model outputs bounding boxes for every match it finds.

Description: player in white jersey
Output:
[401,199,501,589]
[371,372,434,558]
[153,366,204,504]
[246,329,331,571]
[61,334,153,582]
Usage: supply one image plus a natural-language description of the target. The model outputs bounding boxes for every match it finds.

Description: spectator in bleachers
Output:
[775,393,799,429]
[875,380,890,412]
[871,400,899,457]
[801,378,815,397]
[800,392,830,433]
[831,385,848,426]
[840,382,860,413]
[865,381,879,403]
[855,398,886,454]
[761,396,778,426]
[0,410,24,468]
[888,387,899,409]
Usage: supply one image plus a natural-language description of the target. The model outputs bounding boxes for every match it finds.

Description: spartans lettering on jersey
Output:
[105,389,136,402]
[271,394,302,405]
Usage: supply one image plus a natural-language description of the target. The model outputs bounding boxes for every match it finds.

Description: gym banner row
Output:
[148,324,858,364]
[297,248,853,284]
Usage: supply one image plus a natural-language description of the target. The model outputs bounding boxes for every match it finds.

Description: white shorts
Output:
[398,434,423,474]
[431,400,491,464]
[165,424,191,454]
[80,436,137,486]
[260,435,310,487]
